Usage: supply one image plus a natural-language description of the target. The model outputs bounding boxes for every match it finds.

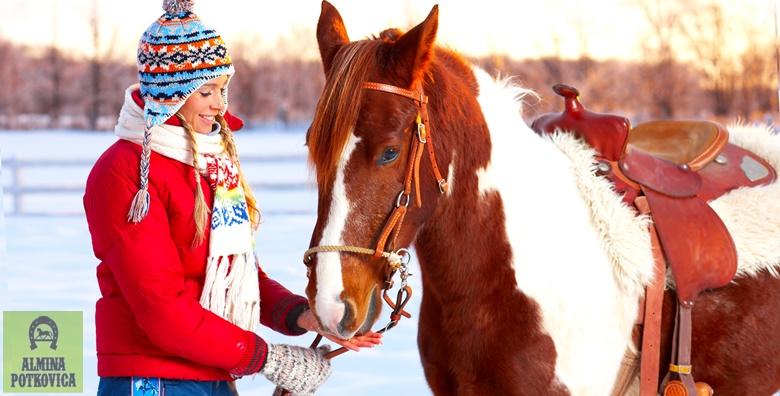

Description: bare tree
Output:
[88,0,102,130]
[540,31,566,84]
[48,0,63,128]
[230,37,265,126]
[0,38,19,128]
[636,0,691,118]
[678,0,738,116]
[737,42,775,119]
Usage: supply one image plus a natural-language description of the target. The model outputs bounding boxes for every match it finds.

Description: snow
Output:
[0,130,430,396]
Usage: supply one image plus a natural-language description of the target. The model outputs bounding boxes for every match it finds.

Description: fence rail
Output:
[2,154,314,216]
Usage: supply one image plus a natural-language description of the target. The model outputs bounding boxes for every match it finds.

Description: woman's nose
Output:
[210,95,225,111]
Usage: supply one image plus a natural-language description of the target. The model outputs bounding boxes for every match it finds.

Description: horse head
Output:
[304,1,448,339]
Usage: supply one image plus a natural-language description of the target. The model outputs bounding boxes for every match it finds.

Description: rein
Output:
[300,81,448,358]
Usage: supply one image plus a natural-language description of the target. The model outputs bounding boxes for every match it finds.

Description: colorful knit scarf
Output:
[115,86,259,332]
[198,154,259,332]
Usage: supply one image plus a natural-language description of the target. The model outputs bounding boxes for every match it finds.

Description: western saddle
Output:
[531,84,777,396]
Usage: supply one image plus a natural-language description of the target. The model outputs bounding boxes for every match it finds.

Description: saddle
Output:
[531,84,777,396]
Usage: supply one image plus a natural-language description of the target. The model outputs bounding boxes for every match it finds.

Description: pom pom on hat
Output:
[162,0,195,15]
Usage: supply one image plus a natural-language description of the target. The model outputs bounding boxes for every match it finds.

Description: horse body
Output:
[306,2,780,394]
[408,65,643,394]
[478,68,643,394]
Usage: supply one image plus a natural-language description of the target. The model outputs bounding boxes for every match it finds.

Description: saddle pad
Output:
[643,188,738,303]
[547,124,780,296]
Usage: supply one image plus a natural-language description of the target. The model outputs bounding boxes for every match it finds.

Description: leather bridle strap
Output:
[362,82,422,101]
[362,81,448,257]
[363,82,449,195]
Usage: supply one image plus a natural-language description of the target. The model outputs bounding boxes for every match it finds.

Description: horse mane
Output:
[378,28,403,43]
[308,39,383,192]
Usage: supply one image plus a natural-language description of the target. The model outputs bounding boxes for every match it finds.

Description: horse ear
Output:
[317,1,350,75]
[390,5,439,86]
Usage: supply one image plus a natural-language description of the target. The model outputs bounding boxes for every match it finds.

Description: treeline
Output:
[0,37,327,130]
[477,53,776,124]
[0,40,775,130]
[1,1,776,130]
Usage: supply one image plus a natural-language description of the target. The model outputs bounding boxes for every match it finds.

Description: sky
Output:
[0,0,776,62]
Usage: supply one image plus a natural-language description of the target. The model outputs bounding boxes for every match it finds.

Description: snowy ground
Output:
[0,130,430,396]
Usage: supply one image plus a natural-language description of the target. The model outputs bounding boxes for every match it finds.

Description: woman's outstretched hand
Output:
[297,308,383,352]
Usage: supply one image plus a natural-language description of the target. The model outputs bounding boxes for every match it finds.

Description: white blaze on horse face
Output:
[315,133,362,334]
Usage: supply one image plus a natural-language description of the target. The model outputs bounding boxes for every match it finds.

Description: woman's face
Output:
[178,75,229,134]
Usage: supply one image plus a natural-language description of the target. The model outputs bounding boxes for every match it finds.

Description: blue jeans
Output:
[97,377,238,396]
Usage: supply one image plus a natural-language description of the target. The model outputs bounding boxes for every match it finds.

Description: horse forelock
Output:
[308,39,382,193]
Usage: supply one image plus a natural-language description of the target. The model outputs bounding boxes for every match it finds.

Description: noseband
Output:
[300,81,448,357]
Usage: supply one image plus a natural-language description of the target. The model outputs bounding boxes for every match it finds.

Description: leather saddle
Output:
[532,84,776,303]
[531,84,777,395]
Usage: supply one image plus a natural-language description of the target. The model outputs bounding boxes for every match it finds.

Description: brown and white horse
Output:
[302,2,780,395]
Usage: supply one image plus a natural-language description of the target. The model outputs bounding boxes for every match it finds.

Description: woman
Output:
[84,1,380,395]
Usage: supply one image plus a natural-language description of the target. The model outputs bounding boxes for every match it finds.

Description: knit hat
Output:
[128,0,235,223]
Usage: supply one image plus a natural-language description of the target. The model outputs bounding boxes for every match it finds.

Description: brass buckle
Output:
[416,114,427,143]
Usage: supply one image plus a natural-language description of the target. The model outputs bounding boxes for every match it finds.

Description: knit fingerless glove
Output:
[263,344,332,396]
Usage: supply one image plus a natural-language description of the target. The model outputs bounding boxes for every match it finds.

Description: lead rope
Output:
[278,251,413,396]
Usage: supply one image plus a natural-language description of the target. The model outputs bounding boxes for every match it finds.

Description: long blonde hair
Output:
[177,113,261,246]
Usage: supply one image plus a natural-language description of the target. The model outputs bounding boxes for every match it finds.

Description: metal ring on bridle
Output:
[393,248,411,266]
[437,179,447,194]
[396,191,411,208]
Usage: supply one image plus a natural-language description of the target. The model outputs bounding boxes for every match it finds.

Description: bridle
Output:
[300,80,449,358]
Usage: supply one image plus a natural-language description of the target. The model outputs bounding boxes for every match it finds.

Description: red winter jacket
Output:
[84,136,307,380]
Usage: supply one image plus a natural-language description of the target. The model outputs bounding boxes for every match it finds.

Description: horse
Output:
[35,328,52,340]
[301,2,780,395]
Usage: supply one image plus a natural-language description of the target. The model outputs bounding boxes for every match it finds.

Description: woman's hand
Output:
[297,308,383,352]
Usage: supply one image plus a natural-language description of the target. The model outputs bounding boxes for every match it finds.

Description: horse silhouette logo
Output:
[28,316,59,350]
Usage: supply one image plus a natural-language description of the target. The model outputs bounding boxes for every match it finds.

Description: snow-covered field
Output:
[0,130,429,395]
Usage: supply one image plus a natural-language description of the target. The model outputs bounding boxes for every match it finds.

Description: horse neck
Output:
[413,62,520,301]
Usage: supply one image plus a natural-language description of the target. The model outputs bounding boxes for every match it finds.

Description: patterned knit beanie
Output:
[128,0,235,223]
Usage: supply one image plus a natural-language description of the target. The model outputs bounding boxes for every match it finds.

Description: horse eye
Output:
[378,147,400,165]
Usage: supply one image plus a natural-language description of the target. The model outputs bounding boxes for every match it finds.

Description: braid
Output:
[127,123,153,223]
[217,114,261,230]
[176,113,211,246]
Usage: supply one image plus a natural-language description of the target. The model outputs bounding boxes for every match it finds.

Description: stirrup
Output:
[663,380,714,396]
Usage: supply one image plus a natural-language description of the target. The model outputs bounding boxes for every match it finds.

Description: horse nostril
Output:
[337,299,355,336]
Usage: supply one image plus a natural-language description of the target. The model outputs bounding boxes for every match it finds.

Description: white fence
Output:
[2,154,316,216]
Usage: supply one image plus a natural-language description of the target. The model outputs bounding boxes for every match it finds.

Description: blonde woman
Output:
[84,1,380,395]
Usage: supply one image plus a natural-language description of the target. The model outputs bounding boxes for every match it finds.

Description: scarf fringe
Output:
[200,253,260,332]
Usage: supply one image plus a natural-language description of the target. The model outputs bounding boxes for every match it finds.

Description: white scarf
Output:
[115,84,260,332]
